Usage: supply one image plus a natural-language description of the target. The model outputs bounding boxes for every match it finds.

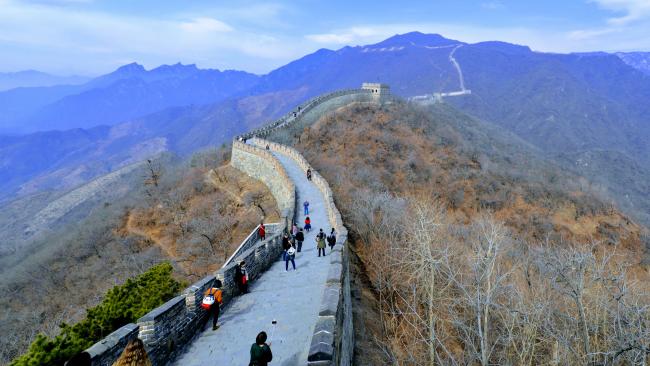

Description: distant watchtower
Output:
[362,82,391,102]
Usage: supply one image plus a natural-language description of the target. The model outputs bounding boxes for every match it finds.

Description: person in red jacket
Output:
[304,216,311,232]
[258,222,266,241]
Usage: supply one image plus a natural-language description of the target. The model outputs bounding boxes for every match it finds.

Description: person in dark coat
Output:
[235,261,249,294]
[281,233,290,261]
[327,228,336,252]
[249,331,273,366]
[295,228,305,252]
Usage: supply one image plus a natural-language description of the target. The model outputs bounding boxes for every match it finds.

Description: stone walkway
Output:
[172,150,333,366]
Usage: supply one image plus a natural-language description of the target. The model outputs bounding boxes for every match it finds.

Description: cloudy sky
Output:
[1,0,649,75]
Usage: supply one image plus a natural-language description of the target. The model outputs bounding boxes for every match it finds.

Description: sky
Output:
[1,0,650,76]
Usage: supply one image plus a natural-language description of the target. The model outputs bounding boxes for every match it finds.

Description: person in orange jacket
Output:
[204,281,223,330]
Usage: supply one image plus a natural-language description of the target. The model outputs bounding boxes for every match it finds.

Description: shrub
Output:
[11,263,183,366]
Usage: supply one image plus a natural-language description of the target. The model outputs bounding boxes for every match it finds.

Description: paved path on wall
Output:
[173,150,333,366]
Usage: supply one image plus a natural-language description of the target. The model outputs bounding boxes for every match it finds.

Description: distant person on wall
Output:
[295,228,305,252]
[202,280,223,330]
[258,222,266,241]
[316,228,326,257]
[306,168,312,181]
[303,200,310,215]
[304,216,312,232]
[235,261,249,294]
[327,228,337,252]
[249,331,273,366]
[285,245,296,271]
[282,233,291,261]
[292,222,298,237]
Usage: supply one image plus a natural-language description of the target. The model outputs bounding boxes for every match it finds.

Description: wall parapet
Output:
[238,88,376,140]
[84,221,288,365]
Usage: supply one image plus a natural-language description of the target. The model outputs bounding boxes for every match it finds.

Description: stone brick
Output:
[319,284,342,316]
[326,263,343,284]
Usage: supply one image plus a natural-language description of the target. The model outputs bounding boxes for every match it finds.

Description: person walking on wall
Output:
[303,200,310,215]
[316,229,326,257]
[235,261,249,294]
[285,245,296,271]
[282,233,290,261]
[258,222,266,241]
[292,222,298,237]
[203,281,223,330]
[304,216,311,232]
[249,331,273,366]
[327,228,337,253]
[295,228,305,252]
[306,168,312,181]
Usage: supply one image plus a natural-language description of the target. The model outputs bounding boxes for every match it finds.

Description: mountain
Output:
[0,63,260,133]
[2,32,650,226]
[616,52,650,75]
[0,87,307,201]
[0,70,88,92]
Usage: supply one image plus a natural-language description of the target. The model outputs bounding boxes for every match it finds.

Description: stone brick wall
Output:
[231,141,295,217]
[83,84,389,366]
[86,324,139,366]
[249,137,353,366]
[83,225,288,366]
[238,89,373,140]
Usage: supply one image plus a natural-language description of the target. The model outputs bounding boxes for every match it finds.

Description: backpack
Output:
[328,234,336,246]
[287,247,296,257]
[201,291,216,310]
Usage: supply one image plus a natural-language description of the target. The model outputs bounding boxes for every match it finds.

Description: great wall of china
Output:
[83,83,393,365]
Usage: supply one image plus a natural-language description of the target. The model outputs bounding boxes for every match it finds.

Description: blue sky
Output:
[1,0,649,75]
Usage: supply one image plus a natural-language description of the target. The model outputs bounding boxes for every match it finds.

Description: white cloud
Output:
[179,17,233,33]
[591,0,650,24]
[0,0,306,74]
[481,1,505,10]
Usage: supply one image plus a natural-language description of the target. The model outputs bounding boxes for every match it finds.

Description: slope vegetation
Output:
[269,101,650,365]
[0,149,278,364]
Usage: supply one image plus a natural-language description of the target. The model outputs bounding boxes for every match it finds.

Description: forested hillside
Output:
[0,148,278,363]
[268,101,650,365]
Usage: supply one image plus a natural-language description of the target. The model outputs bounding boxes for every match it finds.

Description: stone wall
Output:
[249,137,353,366]
[84,226,287,365]
[238,88,376,140]
[231,140,295,217]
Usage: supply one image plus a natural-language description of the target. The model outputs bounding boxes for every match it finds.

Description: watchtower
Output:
[362,82,391,102]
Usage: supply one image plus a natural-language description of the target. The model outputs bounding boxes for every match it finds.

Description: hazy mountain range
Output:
[0,70,89,92]
[1,31,649,224]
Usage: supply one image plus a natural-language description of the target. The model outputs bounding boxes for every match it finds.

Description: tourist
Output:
[306,168,312,181]
[327,228,337,252]
[303,200,310,215]
[316,229,326,257]
[304,216,311,232]
[292,222,298,237]
[258,222,266,241]
[249,331,273,366]
[295,228,305,252]
[282,233,291,261]
[203,280,223,330]
[285,245,296,271]
[235,261,249,294]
